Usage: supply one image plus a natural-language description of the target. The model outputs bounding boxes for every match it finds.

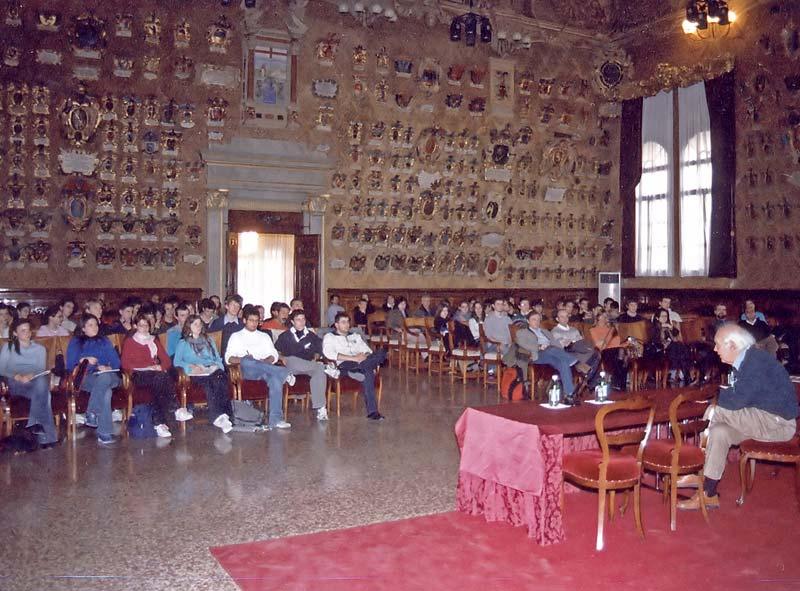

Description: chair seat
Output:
[369,335,384,342]
[429,343,444,352]
[387,339,400,346]
[640,439,705,470]
[405,343,429,350]
[452,348,480,357]
[563,450,641,483]
[74,388,129,413]
[8,392,69,417]
[740,437,800,458]
[239,379,268,402]
[483,351,500,360]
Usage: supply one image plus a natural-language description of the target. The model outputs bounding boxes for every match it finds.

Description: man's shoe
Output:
[174,407,194,422]
[97,434,117,446]
[677,491,719,510]
[347,371,365,382]
[111,409,124,422]
[213,413,233,433]
[84,412,98,429]
[675,474,701,488]
[367,412,385,421]
[155,424,172,438]
[272,420,292,429]
[285,373,296,386]
[324,364,341,379]
[316,407,329,421]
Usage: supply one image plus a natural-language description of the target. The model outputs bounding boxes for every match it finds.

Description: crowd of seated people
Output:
[1,290,797,449]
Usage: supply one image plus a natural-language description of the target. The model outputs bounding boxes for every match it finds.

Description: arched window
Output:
[680,131,712,275]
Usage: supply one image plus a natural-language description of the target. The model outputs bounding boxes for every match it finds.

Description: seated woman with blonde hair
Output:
[173,314,232,433]
[120,312,183,438]
[588,311,629,390]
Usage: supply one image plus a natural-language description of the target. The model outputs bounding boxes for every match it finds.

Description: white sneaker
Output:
[111,409,124,422]
[324,364,341,379]
[74,413,86,426]
[316,407,329,421]
[285,373,296,386]
[213,413,233,434]
[155,424,172,438]
[174,407,194,422]
[272,420,291,429]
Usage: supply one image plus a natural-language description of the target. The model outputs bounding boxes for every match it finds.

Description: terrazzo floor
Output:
[0,368,497,591]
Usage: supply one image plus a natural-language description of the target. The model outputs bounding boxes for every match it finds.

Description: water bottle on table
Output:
[548,375,562,407]
[594,371,609,402]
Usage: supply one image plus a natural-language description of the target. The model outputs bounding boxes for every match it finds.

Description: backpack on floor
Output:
[500,367,527,401]
[127,403,156,439]
[231,399,265,427]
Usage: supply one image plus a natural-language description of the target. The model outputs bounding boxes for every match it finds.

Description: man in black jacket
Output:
[274,309,334,421]
[679,323,798,510]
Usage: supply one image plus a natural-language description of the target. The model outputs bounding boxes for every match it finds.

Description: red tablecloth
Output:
[454,385,715,545]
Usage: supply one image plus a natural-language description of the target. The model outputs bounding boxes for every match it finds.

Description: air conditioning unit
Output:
[598,271,621,304]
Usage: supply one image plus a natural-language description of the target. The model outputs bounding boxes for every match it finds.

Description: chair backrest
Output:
[403,317,430,346]
[509,323,520,344]
[595,397,656,464]
[616,320,650,344]
[107,333,123,353]
[681,316,710,343]
[541,318,556,331]
[668,386,717,451]
[32,336,59,370]
[209,331,223,352]
[367,312,387,343]
[158,332,169,350]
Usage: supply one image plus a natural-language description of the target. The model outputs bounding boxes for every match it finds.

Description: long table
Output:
[454,385,716,545]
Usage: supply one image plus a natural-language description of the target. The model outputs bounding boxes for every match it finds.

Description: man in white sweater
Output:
[322,312,387,420]
[225,306,295,429]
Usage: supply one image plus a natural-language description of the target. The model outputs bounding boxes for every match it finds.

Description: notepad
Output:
[31,370,51,380]
[95,368,120,375]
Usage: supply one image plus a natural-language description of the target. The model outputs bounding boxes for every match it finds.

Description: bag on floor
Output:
[500,366,527,401]
[231,399,264,427]
[127,403,156,439]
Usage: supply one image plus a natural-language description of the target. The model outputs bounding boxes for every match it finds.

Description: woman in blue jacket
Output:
[66,315,121,445]
[173,315,232,433]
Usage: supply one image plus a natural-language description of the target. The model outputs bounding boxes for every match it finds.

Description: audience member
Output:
[166,303,191,357]
[261,302,290,331]
[650,309,694,384]
[198,298,217,328]
[173,314,233,434]
[322,312,387,420]
[617,300,643,323]
[453,301,476,347]
[433,303,452,357]
[468,301,485,345]
[108,298,135,335]
[572,297,594,323]
[289,298,304,311]
[739,305,778,355]
[483,298,512,355]
[209,295,222,317]
[679,324,798,510]
[36,306,70,337]
[225,306,294,430]
[82,299,107,335]
[656,297,682,324]
[382,295,396,312]
[0,318,58,446]
[550,309,601,383]
[161,295,179,330]
[386,297,408,340]
[360,293,376,315]
[275,309,332,422]
[326,295,345,327]
[352,298,370,329]
[121,313,182,438]
[59,298,77,333]
[16,302,31,319]
[588,312,628,390]
[607,300,620,322]
[511,298,532,325]
[209,294,243,332]
[66,314,121,445]
[740,299,766,323]
[414,294,434,318]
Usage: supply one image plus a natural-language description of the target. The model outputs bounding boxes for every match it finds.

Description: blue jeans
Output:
[239,357,290,426]
[81,372,121,438]
[8,374,57,444]
[338,349,387,416]
[534,347,578,395]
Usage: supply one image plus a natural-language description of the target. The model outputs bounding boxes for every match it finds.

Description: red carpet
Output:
[211,466,800,591]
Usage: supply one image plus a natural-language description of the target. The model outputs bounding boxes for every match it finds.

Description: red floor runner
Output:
[211,466,800,591]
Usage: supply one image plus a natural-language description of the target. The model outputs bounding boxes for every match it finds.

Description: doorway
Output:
[237,232,295,309]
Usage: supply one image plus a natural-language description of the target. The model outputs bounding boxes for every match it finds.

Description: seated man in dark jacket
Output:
[274,309,333,421]
[738,307,778,356]
[679,323,798,510]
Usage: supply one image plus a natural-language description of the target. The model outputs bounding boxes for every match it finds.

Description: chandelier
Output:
[682,0,737,38]
[450,0,492,47]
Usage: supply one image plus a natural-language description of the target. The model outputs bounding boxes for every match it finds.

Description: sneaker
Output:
[271,420,292,429]
[324,364,341,379]
[97,434,117,446]
[155,424,172,438]
[347,371,366,382]
[74,413,86,426]
[213,413,233,434]
[367,412,385,421]
[111,409,124,422]
[174,407,194,422]
[285,373,296,386]
[84,412,98,429]
[316,407,329,421]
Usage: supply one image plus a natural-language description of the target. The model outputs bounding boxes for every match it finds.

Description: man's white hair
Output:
[719,323,756,350]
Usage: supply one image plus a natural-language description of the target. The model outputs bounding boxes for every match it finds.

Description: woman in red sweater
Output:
[121,313,181,438]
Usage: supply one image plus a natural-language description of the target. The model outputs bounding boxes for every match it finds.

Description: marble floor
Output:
[0,369,498,591]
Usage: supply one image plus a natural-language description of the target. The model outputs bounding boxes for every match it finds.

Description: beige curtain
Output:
[237,232,295,308]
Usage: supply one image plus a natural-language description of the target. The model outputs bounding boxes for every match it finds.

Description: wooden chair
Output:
[562,397,656,550]
[325,366,383,416]
[402,317,430,374]
[424,317,448,375]
[366,311,388,350]
[447,321,481,384]
[478,324,503,395]
[283,374,312,417]
[737,429,800,509]
[640,389,716,530]
[63,361,130,440]
[617,321,667,390]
